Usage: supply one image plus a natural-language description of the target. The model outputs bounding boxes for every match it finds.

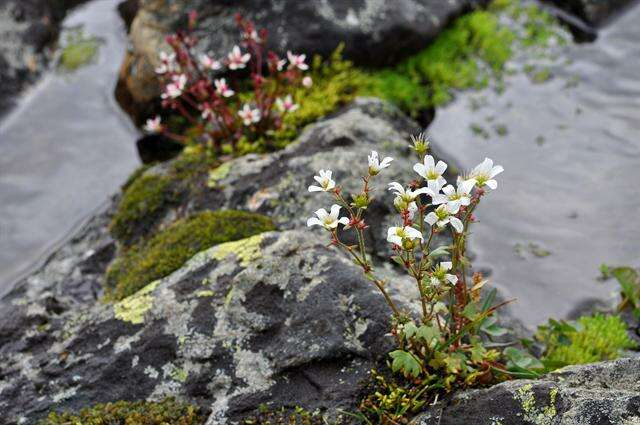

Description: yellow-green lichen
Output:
[514,384,558,425]
[40,397,201,424]
[211,233,266,267]
[113,280,160,324]
[207,162,232,187]
[106,210,275,301]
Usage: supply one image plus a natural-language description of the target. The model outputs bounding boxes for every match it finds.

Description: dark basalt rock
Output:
[0,230,394,423]
[412,357,640,424]
[116,0,488,123]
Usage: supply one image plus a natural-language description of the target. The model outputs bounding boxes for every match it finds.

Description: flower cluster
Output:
[143,12,311,154]
[307,133,510,416]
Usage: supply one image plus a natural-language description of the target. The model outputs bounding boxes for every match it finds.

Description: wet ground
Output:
[0,0,139,292]
[430,3,640,327]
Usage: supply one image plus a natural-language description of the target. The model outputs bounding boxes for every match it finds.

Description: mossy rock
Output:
[105,210,275,300]
[109,173,179,246]
[41,397,202,425]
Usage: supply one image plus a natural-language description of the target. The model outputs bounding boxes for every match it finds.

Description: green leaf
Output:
[416,325,441,345]
[462,303,479,321]
[428,245,450,259]
[612,266,640,308]
[389,350,423,378]
[481,316,508,337]
[403,322,418,340]
[504,347,544,371]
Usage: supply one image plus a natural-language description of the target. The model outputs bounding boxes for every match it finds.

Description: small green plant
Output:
[533,314,636,371]
[306,134,522,422]
[610,266,640,318]
[41,397,201,425]
[105,210,275,300]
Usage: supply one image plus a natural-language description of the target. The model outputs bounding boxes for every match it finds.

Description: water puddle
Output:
[0,0,140,292]
[429,4,640,327]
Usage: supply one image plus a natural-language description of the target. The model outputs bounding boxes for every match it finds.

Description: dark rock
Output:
[412,357,640,424]
[136,134,184,164]
[117,0,139,32]
[116,0,488,123]
[0,230,395,423]
[545,0,636,26]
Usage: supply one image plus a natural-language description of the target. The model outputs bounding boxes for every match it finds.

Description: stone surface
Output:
[412,357,640,424]
[115,0,487,122]
[547,0,635,25]
[0,0,87,114]
[0,230,394,424]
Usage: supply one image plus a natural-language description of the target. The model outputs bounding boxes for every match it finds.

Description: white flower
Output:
[199,54,221,71]
[228,45,251,70]
[161,74,187,99]
[388,182,433,211]
[413,155,447,191]
[144,116,162,133]
[468,158,504,190]
[425,204,463,233]
[367,151,393,176]
[201,104,214,120]
[308,169,335,192]
[276,58,287,71]
[435,178,477,210]
[237,104,261,126]
[214,78,235,97]
[244,29,262,43]
[387,226,424,247]
[306,204,349,230]
[409,132,430,154]
[287,51,308,70]
[302,76,313,88]
[156,51,176,74]
[275,95,299,113]
[430,262,458,285]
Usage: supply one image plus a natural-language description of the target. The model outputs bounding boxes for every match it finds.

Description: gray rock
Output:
[116,0,487,121]
[0,230,394,423]
[546,0,635,25]
[412,358,640,424]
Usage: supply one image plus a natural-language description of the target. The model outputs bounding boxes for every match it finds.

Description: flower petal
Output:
[450,217,464,233]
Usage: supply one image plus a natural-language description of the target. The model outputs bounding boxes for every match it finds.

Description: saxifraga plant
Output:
[306,134,526,422]
[143,11,312,155]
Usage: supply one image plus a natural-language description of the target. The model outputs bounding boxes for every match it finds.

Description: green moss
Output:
[41,397,201,425]
[537,314,636,370]
[59,29,100,71]
[170,146,218,182]
[121,164,153,192]
[109,174,177,246]
[269,45,366,149]
[361,9,515,116]
[105,210,275,301]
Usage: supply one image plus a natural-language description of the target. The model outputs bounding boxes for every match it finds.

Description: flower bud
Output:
[352,193,370,209]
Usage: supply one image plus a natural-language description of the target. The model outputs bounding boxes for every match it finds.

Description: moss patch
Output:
[41,397,201,424]
[106,210,275,301]
[537,314,637,370]
[360,7,515,116]
[109,174,177,246]
[59,28,101,71]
